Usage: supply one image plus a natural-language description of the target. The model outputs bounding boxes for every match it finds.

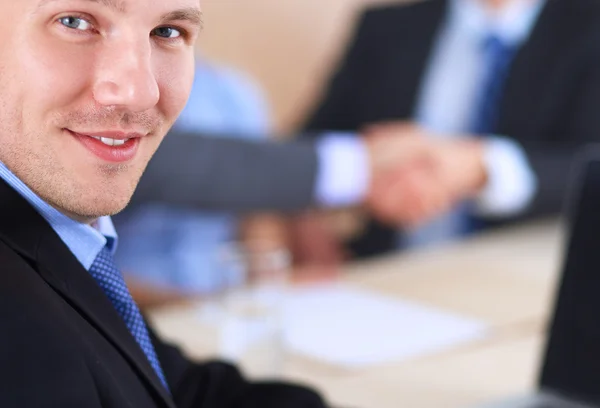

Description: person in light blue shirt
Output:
[174,61,271,136]
[115,59,282,298]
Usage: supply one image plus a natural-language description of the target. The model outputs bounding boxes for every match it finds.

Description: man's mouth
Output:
[65,129,145,163]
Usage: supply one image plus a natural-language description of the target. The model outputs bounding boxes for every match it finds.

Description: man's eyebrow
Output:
[159,8,203,29]
[36,1,202,29]
[37,0,127,13]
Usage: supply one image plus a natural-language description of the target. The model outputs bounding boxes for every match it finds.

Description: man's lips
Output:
[66,129,142,163]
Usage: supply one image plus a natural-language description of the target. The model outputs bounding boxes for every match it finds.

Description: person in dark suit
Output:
[0,0,327,406]
[0,180,325,408]
[295,0,600,260]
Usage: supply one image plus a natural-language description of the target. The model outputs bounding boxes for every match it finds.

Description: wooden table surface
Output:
[149,219,565,408]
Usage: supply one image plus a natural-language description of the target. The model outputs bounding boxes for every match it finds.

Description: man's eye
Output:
[152,26,182,39]
[58,16,92,31]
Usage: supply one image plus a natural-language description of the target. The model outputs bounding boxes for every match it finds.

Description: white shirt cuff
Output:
[314,133,370,207]
[475,136,538,217]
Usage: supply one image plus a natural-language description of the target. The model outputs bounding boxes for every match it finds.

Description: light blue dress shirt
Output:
[0,161,117,270]
[115,62,272,294]
[315,133,370,207]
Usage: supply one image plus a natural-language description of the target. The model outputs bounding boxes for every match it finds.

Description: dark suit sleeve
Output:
[152,331,328,408]
[130,132,319,213]
[520,145,585,219]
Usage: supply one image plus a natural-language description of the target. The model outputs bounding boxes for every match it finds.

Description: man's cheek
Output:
[25,39,94,97]
[161,63,196,115]
[167,88,193,122]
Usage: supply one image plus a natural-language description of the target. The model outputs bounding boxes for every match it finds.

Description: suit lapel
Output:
[0,179,176,408]
[378,0,448,120]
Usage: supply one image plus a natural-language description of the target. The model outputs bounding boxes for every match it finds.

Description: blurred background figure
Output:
[115,58,288,307]
[292,0,600,265]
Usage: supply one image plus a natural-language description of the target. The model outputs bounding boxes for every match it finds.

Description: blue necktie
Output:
[461,35,518,233]
[471,35,518,134]
[89,245,170,391]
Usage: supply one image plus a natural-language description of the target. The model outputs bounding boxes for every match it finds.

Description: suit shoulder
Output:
[553,0,600,57]
[551,0,600,31]
[571,0,600,14]
[360,0,445,25]
[350,0,445,41]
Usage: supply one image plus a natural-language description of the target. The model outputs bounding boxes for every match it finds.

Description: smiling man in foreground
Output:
[0,0,327,407]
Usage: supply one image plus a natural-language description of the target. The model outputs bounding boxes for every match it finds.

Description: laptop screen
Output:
[539,155,600,404]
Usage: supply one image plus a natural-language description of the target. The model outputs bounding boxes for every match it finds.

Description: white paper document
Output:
[282,284,489,368]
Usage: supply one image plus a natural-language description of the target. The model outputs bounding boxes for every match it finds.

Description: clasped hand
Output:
[364,122,487,228]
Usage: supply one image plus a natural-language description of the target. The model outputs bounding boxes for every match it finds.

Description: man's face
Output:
[0,0,201,222]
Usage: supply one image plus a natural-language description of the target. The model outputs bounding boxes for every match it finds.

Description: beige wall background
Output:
[196,0,410,133]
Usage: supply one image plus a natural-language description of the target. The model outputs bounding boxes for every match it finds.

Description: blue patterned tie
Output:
[471,35,518,134]
[89,245,169,391]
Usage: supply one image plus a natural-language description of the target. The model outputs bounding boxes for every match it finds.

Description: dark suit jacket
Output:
[0,179,326,408]
[303,0,600,257]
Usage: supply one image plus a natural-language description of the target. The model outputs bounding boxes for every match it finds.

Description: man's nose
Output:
[92,38,160,112]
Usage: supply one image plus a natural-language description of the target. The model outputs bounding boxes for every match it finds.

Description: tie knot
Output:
[92,245,120,275]
[482,34,516,60]
[97,243,114,259]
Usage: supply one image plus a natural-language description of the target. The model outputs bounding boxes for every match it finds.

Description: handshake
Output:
[290,122,489,269]
[363,122,488,228]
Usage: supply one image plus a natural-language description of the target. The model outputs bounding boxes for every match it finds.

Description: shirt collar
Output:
[96,215,119,253]
[449,0,546,47]
[0,161,118,270]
